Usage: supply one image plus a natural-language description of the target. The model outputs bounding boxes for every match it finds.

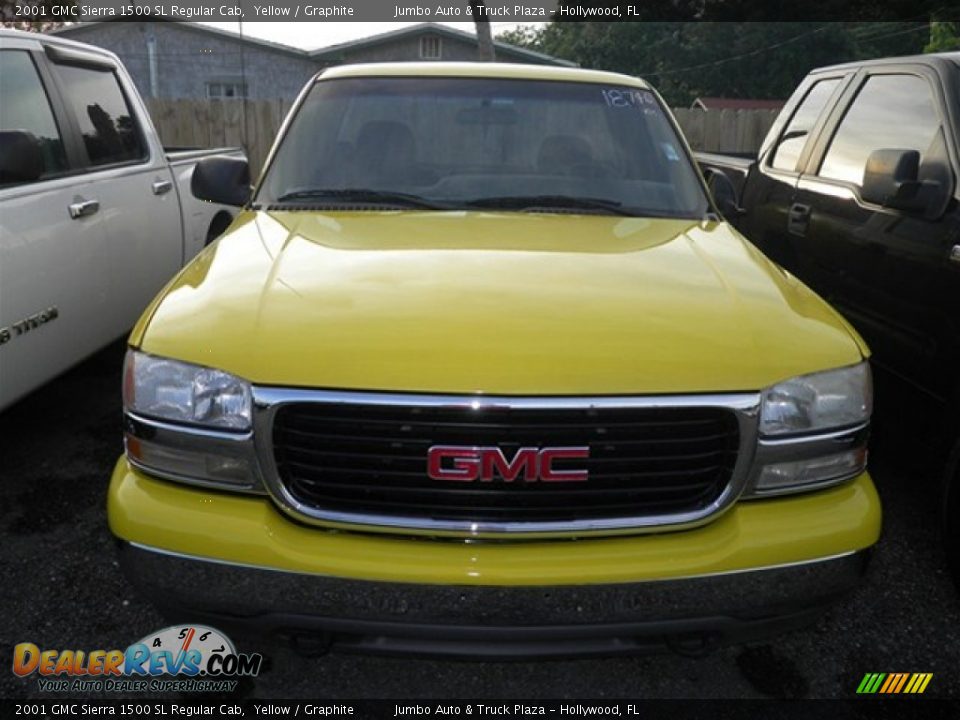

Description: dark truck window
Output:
[259,77,709,218]
[0,50,67,181]
[819,74,940,187]
[770,77,842,172]
[53,64,146,167]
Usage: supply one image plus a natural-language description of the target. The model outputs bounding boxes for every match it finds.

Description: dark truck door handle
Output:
[788,203,811,237]
[950,245,960,265]
[68,199,99,219]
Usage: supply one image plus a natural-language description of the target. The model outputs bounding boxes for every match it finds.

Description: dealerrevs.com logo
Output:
[12,625,263,693]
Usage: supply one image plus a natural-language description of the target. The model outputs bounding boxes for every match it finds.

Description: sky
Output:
[200,21,541,51]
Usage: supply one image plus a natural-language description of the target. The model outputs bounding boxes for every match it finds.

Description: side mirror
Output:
[191,156,251,207]
[0,131,44,185]
[862,148,935,213]
[704,168,743,219]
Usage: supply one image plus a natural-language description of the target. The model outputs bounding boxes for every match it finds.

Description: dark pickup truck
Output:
[698,52,960,578]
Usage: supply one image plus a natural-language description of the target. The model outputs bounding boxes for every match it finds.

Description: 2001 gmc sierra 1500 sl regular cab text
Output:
[108,63,881,658]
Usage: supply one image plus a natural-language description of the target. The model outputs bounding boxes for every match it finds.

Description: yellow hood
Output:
[133,210,866,395]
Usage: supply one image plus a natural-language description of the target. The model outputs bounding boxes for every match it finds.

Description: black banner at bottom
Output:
[1,699,958,720]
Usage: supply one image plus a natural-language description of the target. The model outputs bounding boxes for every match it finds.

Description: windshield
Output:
[257,76,710,218]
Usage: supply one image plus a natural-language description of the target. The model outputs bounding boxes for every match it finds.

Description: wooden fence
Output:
[146,99,778,175]
[146,98,294,176]
[672,108,779,155]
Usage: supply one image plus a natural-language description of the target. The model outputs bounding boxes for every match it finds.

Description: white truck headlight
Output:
[124,351,252,431]
[760,362,871,437]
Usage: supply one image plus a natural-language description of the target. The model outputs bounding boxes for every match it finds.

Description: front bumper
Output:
[109,460,881,658]
[120,542,869,658]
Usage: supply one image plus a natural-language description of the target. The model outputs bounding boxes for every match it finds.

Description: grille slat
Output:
[271,490,723,520]
[284,475,720,496]
[282,460,728,482]
[281,445,732,466]
[279,426,734,449]
[282,416,723,430]
[271,400,740,528]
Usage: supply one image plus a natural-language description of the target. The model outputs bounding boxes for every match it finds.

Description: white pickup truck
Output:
[0,28,244,411]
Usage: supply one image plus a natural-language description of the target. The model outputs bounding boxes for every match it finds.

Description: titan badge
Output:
[0,306,58,346]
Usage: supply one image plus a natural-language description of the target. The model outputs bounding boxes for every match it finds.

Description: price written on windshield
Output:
[601,88,659,110]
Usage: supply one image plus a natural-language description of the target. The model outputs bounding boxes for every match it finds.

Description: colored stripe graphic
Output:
[857,673,932,694]
[870,673,886,693]
[906,673,933,694]
[879,674,897,693]
[868,673,886,693]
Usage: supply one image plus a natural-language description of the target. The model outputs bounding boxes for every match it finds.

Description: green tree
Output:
[925,22,960,52]
[1,0,76,32]
[496,25,543,51]
[498,21,932,105]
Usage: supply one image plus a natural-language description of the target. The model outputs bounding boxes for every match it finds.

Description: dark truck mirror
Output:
[0,131,44,185]
[703,168,743,219]
[191,156,251,207]
[862,148,941,214]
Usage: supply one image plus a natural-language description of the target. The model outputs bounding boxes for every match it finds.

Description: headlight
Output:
[760,362,871,437]
[748,361,871,497]
[122,351,261,492]
[124,351,252,431]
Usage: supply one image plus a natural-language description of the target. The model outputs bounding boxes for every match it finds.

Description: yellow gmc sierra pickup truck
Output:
[108,63,880,658]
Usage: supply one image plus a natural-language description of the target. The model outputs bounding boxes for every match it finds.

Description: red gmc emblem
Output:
[427,446,590,483]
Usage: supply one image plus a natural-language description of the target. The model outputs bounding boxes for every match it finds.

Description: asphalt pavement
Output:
[1,340,958,699]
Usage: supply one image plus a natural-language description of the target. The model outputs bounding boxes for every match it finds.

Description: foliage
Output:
[497,25,543,48]
[925,21,960,52]
[0,0,76,32]
[497,21,934,105]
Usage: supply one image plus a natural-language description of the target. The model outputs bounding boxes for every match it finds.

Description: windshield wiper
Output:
[273,188,452,210]
[463,194,636,216]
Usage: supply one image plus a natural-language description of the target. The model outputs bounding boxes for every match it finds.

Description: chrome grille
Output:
[254,390,759,536]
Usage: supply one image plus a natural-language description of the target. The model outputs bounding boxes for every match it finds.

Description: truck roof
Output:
[0,27,123,64]
[318,62,651,89]
[811,51,960,74]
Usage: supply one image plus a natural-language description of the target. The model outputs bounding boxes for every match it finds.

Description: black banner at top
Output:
[1,0,956,23]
